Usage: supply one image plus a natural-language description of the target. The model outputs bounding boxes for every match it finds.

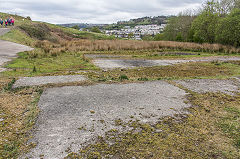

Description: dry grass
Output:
[66,92,240,159]
[32,40,240,58]
[0,78,41,158]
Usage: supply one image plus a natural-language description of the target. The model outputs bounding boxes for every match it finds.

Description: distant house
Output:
[105,24,166,40]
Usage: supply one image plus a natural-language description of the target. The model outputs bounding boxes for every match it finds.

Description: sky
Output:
[0,0,203,24]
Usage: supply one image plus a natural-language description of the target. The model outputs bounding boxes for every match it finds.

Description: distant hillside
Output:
[59,23,108,29]
[59,16,172,31]
[0,12,30,21]
[117,16,171,26]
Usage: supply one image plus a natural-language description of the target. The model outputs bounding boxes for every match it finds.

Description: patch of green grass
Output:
[66,93,240,159]
[0,29,36,46]
[2,52,98,77]
[119,74,129,81]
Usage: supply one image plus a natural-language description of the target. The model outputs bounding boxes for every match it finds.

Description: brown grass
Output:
[33,39,240,58]
[0,78,40,158]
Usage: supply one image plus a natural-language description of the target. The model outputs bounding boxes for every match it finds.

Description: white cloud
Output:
[0,0,203,24]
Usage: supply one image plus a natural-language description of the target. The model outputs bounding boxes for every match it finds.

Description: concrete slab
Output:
[92,57,240,70]
[22,81,190,159]
[13,75,87,88]
[175,79,240,95]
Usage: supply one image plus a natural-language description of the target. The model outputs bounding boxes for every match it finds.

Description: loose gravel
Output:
[22,81,191,159]
[13,75,87,88]
[175,79,240,95]
[93,56,240,70]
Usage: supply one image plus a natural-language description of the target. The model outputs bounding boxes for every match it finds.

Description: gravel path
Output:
[175,79,240,95]
[13,75,87,88]
[0,29,33,72]
[22,81,190,159]
[93,56,240,70]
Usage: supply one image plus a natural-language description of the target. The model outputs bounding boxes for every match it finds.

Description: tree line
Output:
[157,0,240,47]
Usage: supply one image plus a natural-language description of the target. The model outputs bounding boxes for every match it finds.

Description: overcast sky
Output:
[0,0,203,24]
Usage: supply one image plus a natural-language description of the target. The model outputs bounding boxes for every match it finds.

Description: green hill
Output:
[0,12,115,47]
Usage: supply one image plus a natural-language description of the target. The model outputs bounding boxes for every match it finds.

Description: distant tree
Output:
[175,32,183,42]
[90,27,102,33]
[128,33,134,39]
[191,1,221,43]
[162,13,195,42]
[142,35,154,41]
[154,33,164,41]
[71,25,80,30]
[26,16,32,21]
[215,8,240,46]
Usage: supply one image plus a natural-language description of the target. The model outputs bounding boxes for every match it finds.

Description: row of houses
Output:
[105,24,166,40]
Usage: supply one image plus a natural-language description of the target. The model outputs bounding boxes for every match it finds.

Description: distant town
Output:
[104,24,166,40]
[60,16,170,40]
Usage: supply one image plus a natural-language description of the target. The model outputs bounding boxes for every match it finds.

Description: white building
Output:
[105,24,166,40]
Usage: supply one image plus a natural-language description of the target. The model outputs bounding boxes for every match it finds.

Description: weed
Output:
[32,66,37,73]
[3,78,16,91]
[119,74,129,81]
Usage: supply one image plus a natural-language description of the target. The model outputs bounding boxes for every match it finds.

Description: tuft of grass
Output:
[119,74,129,81]
[3,78,16,91]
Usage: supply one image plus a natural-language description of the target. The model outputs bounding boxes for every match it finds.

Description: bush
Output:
[215,9,240,47]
